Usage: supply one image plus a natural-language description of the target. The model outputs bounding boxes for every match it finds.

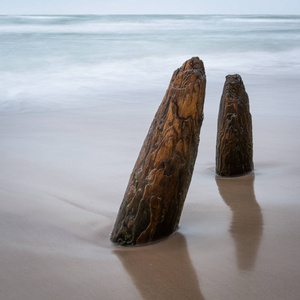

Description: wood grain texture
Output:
[216,74,253,177]
[111,57,206,245]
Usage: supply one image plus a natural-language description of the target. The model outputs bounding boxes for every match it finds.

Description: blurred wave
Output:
[0,15,299,112]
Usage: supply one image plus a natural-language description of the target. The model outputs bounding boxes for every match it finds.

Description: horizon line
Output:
[1,13,300,16]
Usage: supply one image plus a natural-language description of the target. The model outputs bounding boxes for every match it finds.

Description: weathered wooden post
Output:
[111,57,206,245]
[216,74,253,177]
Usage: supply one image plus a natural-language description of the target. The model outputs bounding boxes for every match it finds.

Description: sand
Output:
[1,75,300,299]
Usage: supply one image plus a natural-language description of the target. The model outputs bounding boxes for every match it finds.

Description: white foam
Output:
[223,18,300,23]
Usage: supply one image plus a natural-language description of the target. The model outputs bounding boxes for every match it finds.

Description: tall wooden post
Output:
[111,57,206,246]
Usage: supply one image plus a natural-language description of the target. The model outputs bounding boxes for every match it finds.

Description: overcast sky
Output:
[1,0,300,15]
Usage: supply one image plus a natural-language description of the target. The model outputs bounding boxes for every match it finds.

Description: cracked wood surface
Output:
[111,57,206,245]
[216,74,253,177]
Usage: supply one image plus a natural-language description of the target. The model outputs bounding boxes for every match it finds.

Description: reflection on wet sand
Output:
[114,233,205,300]
[216,173,263,271]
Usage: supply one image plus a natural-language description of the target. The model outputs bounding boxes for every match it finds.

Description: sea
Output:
[0,14,300,114]
[1,15,300,300]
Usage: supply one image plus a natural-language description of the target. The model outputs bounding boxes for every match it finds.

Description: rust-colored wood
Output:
[111,57,206,246]
[216,74,253,176]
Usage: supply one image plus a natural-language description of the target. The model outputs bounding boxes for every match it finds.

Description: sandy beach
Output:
[1,68,300,299]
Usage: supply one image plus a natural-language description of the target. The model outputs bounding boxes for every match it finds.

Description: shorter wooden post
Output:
[216,74,253,176]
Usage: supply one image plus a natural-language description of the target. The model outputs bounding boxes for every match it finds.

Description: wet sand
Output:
[1,76,300,299]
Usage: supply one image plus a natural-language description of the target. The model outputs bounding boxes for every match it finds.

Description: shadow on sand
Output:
[216,173,263,271]
[114,233,205,300]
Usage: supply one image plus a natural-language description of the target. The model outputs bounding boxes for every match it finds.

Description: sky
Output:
[1,0,300,15]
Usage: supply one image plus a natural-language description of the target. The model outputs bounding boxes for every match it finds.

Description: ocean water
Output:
[1,16,300,300]
[0,14,300,113]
